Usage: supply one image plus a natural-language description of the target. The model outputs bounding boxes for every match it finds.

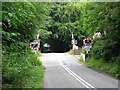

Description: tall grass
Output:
[2,49,44,88]
[68,50,74,55]
[86,57,119,79]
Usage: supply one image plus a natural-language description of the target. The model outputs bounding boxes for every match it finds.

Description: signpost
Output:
[82,38,92,61]
[83,38,92,53]
[71,32,78,55]
[29,32,41,54]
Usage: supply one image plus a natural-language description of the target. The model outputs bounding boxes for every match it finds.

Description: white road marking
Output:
[55,53,97,90]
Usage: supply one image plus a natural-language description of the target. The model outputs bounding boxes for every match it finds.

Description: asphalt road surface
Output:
[40,53,119,89]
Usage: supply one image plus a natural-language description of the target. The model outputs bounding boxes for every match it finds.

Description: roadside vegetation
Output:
[2,48,44,88]
[79,3,120,79]
[64,3,119,79]
[2,2,120,88]
[78,48,119,78]
[68,50,74,55]
[86,58,119,78]
[2,2,50,88]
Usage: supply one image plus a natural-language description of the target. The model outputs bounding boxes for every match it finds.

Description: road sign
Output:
[73,45,78,50]
[75,40,77,44]
[72,40,77,45]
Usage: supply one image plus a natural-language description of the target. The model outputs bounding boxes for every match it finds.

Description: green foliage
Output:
[78,55,84,63]
[68,50,74,55]
[35,51,43,57]
[2,49,44,88]
[82,47,88,55]
[45,3,85,51]
[81,2,120,78]
[82,2,120,61]
[2,2,47,88]
[2,2,52,44]
[2,2,120,85]
[86,58,119,79]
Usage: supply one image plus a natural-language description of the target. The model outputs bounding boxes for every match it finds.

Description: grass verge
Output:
[2,49,44,88]
[86,58,119,79]
[68,50,74,55]
[78,55,85,63]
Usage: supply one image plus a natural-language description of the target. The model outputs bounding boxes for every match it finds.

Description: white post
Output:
[72,32,75,50]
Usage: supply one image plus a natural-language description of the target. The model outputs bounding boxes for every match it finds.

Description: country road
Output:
[40,53,119,89]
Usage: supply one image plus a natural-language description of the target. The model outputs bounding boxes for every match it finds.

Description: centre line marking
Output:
[55,54,97,90]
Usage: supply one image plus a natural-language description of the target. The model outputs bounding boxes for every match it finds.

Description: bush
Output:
[87,36,120,79]
[82,47,88,55]
[2,48,44,88]
[86,57,119,79]
[68,50,74,55]
[78,55,84,63]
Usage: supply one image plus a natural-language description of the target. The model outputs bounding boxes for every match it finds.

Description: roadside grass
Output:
[35,51,43,57]
[69,48,119,79]
[78,47,119,79]
[78,55,85,63]
[68,50,74,55]
[86,58,119,79]
[2,49,44,88]
[24,65,44,88]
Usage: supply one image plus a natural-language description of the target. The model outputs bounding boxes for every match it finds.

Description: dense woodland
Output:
[2,2,120,88]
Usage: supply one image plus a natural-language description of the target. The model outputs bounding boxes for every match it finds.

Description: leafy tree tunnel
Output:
[48,37,70,52]
[40,3,84,53]
[41,36,72,53]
